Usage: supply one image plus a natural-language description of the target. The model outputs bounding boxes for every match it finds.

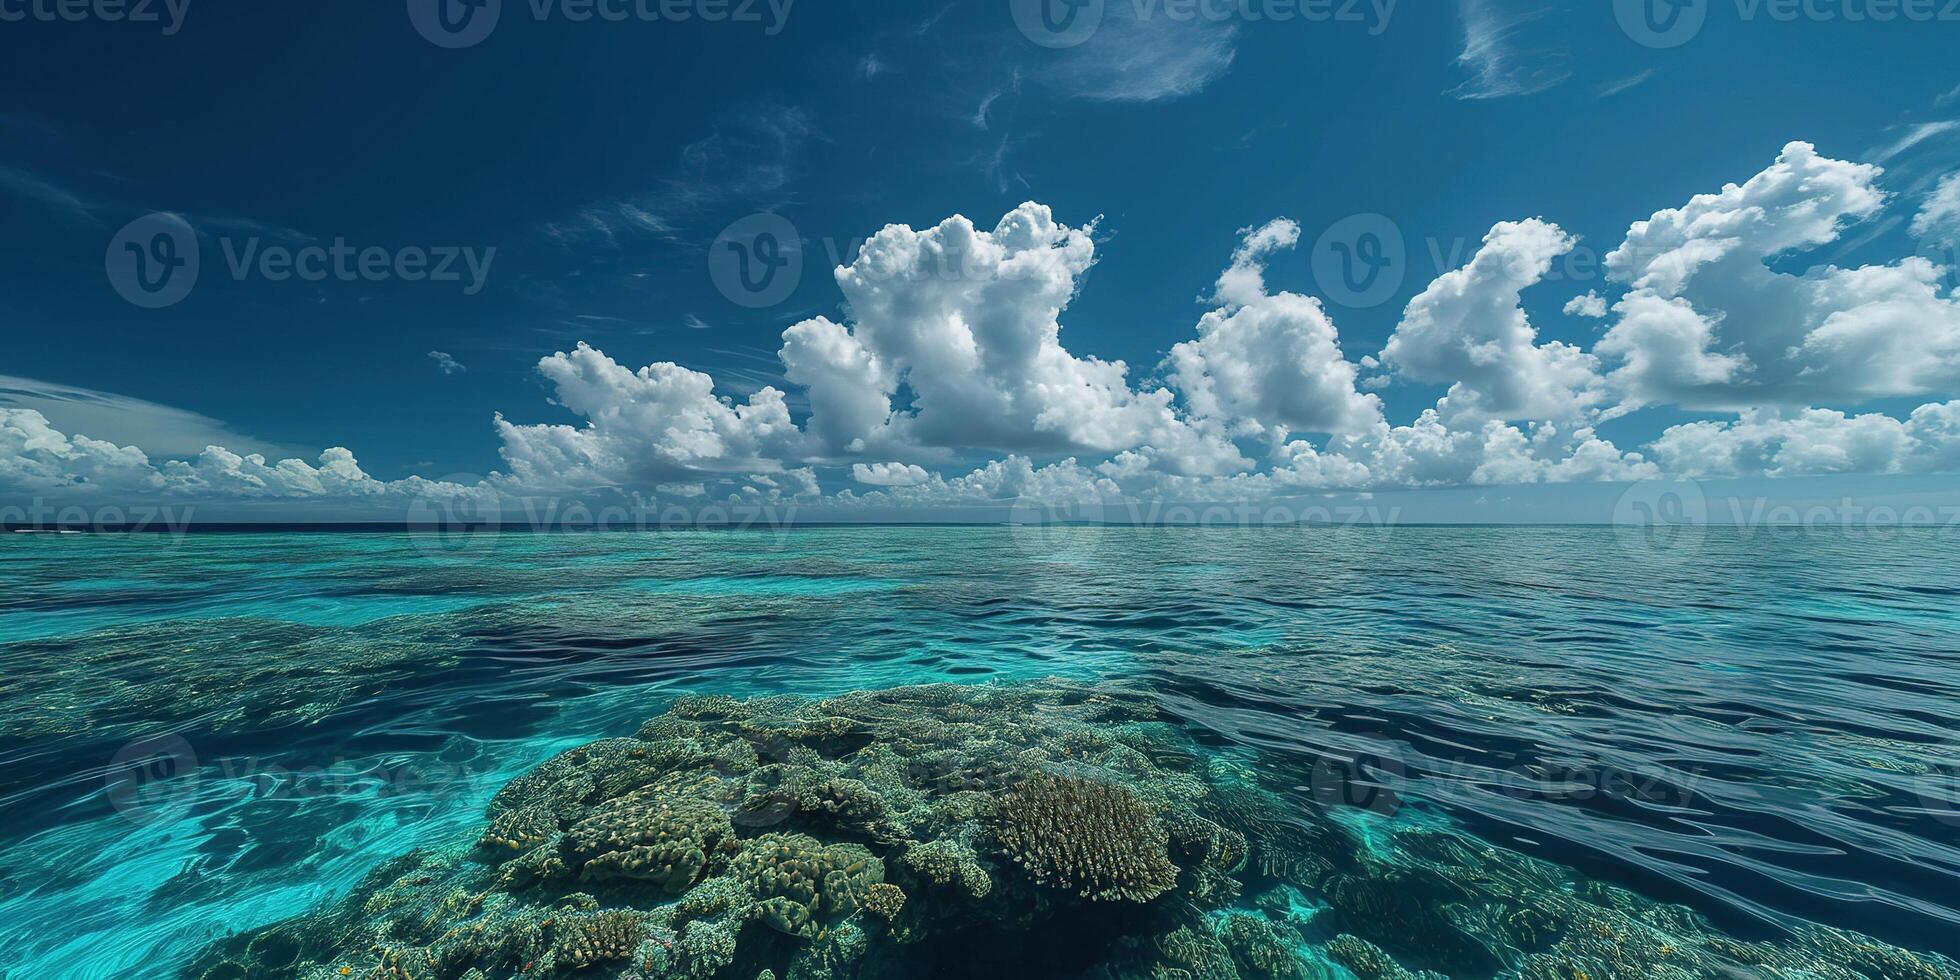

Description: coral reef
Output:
[189,679,1960,980]
[2,616,473,743]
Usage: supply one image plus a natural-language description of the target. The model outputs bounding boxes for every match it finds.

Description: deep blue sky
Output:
[2,0,1958,492]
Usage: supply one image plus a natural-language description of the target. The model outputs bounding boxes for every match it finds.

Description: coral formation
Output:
[729,832,883,937]
[993,773,1177,902]
[189,679,1960,980]
[566,783,734,892]
[896,838,990,899]
[481,803,559,853]
[555,909,648,969]
[1216,914,1303,980]
[859,883,904,922]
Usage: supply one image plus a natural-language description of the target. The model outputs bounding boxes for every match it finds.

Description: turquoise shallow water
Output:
[0,527,1957,977]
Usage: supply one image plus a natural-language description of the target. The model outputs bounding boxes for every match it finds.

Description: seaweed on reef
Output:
[187,678,1960,980]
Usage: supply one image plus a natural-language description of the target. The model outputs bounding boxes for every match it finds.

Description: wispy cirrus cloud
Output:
[541,105,820,251]
[0,375,300,460]
[0,116,311,242]
[0,164,99,224]
[1035,6,1239,103]
[973,69,1020,130]
[1447,0,1570,100]
[1596,68,1658,99]
[1868,120,1959,165]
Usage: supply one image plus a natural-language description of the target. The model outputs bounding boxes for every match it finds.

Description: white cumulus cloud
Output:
[1598,141,1960,409]
[851,461,930,487]
[0,407,474,503]
[1563,291,1607,318]
[779,202,1248,477]
[493,343,802,492]
[1380,219,1608,423]
[1650,403,1960,478]
[1912,171,1960,245]
[13,153,1960,515]
[1167,219,1384,439]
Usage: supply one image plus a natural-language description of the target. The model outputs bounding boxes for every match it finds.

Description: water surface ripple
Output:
[0,527,1956,975]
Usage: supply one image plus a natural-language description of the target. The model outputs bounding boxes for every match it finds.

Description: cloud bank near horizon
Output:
[7,142,1960,516]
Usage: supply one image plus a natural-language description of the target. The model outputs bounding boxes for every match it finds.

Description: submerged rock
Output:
[190,679,1960,980]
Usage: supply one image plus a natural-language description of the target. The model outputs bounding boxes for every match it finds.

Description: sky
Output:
[3,0,1960,525]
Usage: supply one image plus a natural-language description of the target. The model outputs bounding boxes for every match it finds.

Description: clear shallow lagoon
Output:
[1,527,1957,978]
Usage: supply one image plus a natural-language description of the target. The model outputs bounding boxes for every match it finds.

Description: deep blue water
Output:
[0,527,1956,977]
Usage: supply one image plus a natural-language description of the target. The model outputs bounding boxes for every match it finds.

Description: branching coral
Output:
[555,910,647,970]
[481,803,559,853]
[993,773,1178,903]
[1325,934,1447,980]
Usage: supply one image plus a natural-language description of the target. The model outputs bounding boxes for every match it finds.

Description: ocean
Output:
[1,527,1955,978]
